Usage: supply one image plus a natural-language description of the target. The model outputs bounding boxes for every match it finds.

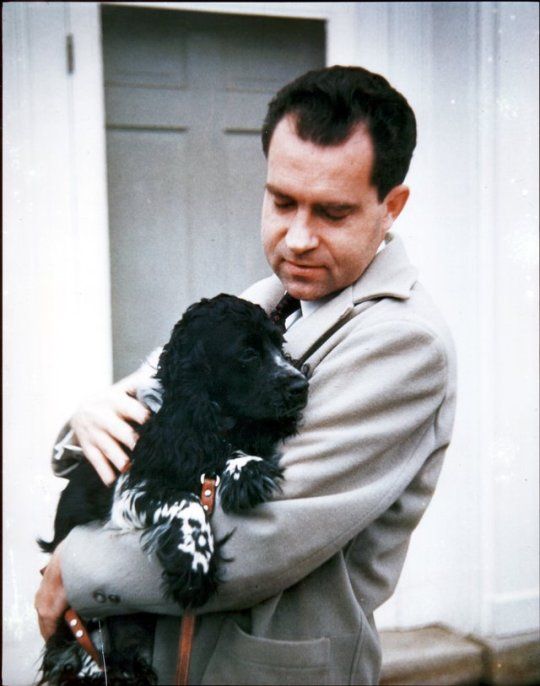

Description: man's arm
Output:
[35,350,164,635]
[56,319,450,618]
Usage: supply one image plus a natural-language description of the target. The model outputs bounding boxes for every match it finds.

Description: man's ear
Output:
[382,185,410,231]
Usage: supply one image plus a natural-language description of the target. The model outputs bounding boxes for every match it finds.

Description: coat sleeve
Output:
[60,319,449,618]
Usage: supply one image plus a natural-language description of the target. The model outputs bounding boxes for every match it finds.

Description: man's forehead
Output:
[265,115,376,201]
[270,114,373,156]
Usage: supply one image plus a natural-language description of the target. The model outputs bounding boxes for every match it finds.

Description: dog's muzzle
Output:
[278,371,309,414]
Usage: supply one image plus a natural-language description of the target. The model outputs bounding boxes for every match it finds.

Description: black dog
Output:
[38,294,308,685]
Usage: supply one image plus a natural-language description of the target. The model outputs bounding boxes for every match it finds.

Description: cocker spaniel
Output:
[38,293,308,685]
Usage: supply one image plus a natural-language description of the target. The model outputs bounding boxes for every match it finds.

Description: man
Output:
[35,65,456,684]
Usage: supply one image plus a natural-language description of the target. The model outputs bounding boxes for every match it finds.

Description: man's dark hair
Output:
[262,65,417,201]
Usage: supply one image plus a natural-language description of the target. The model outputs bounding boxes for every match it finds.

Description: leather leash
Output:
[176,474,219,686]
[64,608,103,668]
[39,567,103,671]
[41,459,134,671]
[61,460,138,667]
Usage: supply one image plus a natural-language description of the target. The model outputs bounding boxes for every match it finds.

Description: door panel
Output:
[102,6,325,378]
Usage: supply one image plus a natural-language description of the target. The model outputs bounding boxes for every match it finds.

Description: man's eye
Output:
[320,209,349,222]
[274,199,294,210]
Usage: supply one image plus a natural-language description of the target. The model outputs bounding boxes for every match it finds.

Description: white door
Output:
[102,6,325,378]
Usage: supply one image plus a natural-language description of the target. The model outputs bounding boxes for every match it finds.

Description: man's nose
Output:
[285,211,318,253]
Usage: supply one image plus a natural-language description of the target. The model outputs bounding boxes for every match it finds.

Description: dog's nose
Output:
[289,375,308,396]
[287,375,309,407]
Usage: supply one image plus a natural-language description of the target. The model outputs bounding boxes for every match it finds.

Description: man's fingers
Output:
[114,370,144,396]
[115,392,151,426]
[81,442,117,486]
[69,379,152,482]
[93,430,132,474]
[97,412,139,453]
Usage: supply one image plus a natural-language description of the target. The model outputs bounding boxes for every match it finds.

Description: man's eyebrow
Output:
[265,184,360,210]
[316,201,359,211]
[265,183,291,197]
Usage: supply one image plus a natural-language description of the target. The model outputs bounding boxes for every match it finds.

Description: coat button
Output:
[92,591,106,603]
[108,594,120,603]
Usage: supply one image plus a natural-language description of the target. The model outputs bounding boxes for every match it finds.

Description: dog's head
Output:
[157,294,308,423]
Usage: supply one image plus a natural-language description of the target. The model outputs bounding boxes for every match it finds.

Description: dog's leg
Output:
[140,494,220,608]
[219,451,284,512]
[109,478,219,607]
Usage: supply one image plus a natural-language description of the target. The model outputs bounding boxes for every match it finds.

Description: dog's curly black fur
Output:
[38,294,308,686]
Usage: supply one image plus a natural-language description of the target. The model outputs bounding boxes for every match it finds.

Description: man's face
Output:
[261,115,407,301]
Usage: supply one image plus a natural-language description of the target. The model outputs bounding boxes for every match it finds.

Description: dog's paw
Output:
[219,452,284,512]
[140,497,219,608]
[162,551,220,609]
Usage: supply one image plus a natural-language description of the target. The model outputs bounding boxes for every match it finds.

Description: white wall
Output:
[3,3,112,681]
[3,2,539,684]
[368,2,540,638]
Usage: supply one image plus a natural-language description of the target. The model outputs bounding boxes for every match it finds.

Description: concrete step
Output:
[380,625,540,686]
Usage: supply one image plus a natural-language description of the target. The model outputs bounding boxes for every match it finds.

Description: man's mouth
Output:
[283,261,323,275]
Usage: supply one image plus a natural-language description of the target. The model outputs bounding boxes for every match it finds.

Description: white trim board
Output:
[103,1,335,19]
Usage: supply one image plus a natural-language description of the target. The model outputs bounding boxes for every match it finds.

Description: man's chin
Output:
[280,278,331,302]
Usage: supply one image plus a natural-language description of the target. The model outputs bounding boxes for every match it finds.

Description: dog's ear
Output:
[187,390,223,443]
[156,330,225,459]
[179,341,224,442]
[157,322,211,393]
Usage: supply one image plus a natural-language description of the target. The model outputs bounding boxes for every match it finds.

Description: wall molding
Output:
[104,1,333,19]
[476,0,500,638]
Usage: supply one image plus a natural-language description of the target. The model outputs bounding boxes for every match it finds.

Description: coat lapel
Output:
[284,285,355,360]
[241,233,418,362]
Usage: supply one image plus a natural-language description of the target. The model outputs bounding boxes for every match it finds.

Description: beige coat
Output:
[59,233,457,685]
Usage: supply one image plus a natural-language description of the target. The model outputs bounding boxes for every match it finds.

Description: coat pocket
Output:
[201,618,331,685]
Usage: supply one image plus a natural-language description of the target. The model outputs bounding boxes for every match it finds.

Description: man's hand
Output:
[70,372,151,486]
[35,546,68,640]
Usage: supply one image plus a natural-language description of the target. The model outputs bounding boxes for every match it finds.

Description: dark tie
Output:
[270,293,300,331]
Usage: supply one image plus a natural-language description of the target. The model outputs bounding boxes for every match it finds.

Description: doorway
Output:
[101,6,325,378]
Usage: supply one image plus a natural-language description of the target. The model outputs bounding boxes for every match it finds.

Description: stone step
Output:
[380,625,540,686]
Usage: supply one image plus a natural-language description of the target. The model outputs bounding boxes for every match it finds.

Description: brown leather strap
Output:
[39,566,103,669]
[200,474,219,516]
[56,461,130,670]
[175,475,218,685]
[64,608,103,669]
[176,612,196,685]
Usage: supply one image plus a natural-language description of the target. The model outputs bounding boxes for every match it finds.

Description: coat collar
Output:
[243,233,418,361]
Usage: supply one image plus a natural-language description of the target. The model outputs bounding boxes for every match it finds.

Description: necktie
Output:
[270,293,300,331]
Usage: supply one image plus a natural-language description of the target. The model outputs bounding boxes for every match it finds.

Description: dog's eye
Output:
[238,349,259,365]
